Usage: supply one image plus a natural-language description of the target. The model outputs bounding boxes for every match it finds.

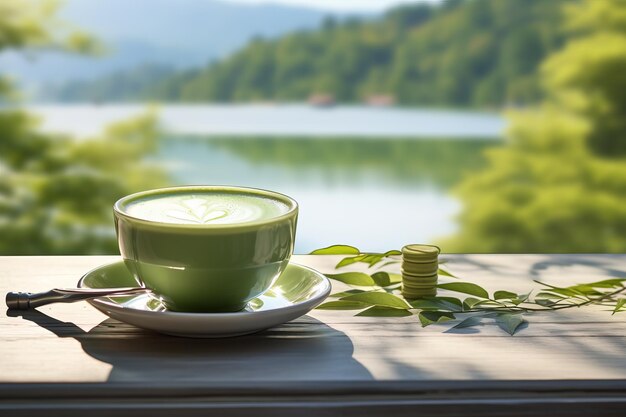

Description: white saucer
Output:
[78,261,331,338]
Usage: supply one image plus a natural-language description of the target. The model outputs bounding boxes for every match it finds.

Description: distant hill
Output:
[42,63,177,102]
[0,0,362,95]
[143,0,569,107]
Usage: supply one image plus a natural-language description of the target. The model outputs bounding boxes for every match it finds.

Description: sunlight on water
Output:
[21,104,501,253]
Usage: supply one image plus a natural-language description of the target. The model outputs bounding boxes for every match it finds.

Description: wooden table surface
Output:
[2,254,626,416]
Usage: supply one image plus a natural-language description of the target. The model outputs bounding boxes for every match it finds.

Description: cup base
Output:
[127,259,288,314]
[163,300,248,313]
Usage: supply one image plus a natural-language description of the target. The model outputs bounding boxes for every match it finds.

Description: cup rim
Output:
[114,185,298,230]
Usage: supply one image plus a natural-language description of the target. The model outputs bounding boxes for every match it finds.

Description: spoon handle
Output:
[5,287,148,310]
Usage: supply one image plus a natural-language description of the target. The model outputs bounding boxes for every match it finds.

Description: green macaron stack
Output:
[401,244,440,299]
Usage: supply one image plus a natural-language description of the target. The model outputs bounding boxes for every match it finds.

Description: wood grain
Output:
[1,254,626,416]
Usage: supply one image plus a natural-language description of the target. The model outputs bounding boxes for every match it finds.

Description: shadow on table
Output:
[529,254,626,279]
[8,309,373,382]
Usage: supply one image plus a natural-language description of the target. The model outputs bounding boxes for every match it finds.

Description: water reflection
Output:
[160,137,494,188]
[157,137,497,252]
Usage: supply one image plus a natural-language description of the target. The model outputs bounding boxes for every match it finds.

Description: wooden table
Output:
[1,254,626,416]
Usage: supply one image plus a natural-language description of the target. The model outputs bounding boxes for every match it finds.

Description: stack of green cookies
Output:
[401,244,440,299]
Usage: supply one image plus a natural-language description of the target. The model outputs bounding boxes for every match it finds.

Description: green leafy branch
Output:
[310,244,456,277]
[312,245,626,335]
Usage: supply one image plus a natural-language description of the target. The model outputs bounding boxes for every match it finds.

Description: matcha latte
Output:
[114,186,298,312]
[124,192,290,225]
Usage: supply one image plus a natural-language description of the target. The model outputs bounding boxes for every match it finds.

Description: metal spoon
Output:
[6,287,149,310]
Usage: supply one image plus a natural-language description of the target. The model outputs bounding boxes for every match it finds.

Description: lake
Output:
[27,104,505,138]
[28,104,504,253]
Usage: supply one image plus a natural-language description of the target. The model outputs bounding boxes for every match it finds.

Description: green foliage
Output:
[543,21,626,155]
[0,3,166,254]
[310,245,360,255]
[437,282,489,299]
[311,244,402,269]
[614,299,626,315]
[418,311,455,327]
[71,0,569,107]
[0,111,168,254]
[340,291,410,309]
[371,271,402,287]
[0,0,100,99]
[315,244,457,278]
[0,0,58,50]
[493,290,517,300]
[314,248,626,335]
[447,0,626,253]
[410,297,463,312]
[324,272,377,286]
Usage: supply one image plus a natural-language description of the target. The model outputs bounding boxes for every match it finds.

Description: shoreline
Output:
[4,103,506,139]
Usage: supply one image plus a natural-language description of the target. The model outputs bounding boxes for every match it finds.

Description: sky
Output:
[227,0,438,12]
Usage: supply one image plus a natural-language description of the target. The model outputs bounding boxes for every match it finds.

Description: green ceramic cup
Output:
[113,186,298,312]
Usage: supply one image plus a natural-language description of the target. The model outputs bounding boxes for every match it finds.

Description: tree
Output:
[0,0,167,254]
[68,0,569,107]
[446,0,626,253]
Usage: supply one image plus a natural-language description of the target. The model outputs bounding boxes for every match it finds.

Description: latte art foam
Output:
[124,192,290,225]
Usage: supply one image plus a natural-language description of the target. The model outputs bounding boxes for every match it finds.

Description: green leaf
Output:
[409,299,443,310]
[495,314,526,335]
[364,254,387,267]
[410,297,462,312]
[356,306,412,317]
[471,299,501,307]
[582,278,625,289]
[326,272,376,286]
[494,290,517,300]
[437,282,488,298]
[553,288,587,297]
[329,250,401,269]
[316,300,369,310]
[535,298,558,307]
[310,245,360,255]
[612,299,626,315]
[437,267,457,278]
[371,271,391,287]
[433,296,463,311]
[451,316,484,330]
[336,255,367,268]
[329,289,366,298]
[511,292,530,305]
[341,292,410,309]
[463,297,482,310]
[568,284,602,296]
[534,281,586,297]
[418,311,455,327]
[372,272,402,287]
[536,291,566,299]
[388,273,402,284]
[380,260,401,268]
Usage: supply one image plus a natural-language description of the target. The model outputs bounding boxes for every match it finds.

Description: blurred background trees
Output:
[447,0,626,252]
[47,0,568,107]
[0,0,166,254]
[2,0,626,254]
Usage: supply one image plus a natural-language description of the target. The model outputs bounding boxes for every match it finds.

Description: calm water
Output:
[157,137,497,252]
[28,104,504,138]
[26,104,503,253]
